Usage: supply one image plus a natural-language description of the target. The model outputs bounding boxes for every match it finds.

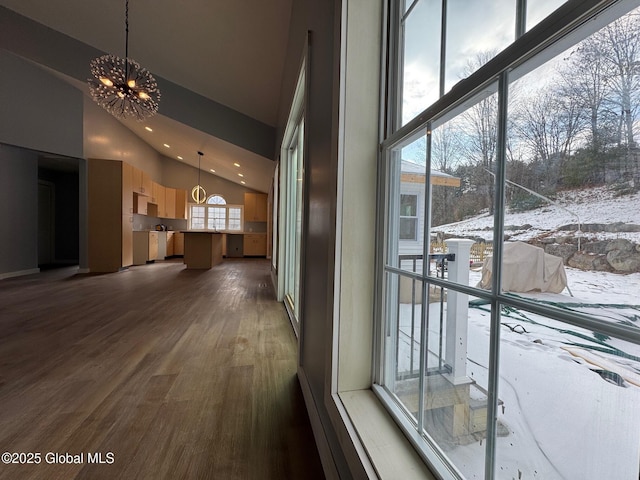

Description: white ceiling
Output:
[0,0,292,192]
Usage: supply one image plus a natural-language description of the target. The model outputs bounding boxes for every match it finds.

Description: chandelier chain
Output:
[125,0,129,60]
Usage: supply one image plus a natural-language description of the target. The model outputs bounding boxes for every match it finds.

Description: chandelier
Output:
[192,151,207,204]
[88,0,160,120]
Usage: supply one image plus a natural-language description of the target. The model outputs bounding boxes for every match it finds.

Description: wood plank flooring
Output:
[0,259,324,480]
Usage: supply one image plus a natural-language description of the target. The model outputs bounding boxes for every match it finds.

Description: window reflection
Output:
[445,0,515,92]
[401,0,441,124]
[527,0,568,31]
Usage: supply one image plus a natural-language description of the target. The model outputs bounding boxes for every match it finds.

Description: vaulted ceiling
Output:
[0,0,293,192]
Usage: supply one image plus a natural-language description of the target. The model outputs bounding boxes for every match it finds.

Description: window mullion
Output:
[484,70,510,480]
[417,122,432,437]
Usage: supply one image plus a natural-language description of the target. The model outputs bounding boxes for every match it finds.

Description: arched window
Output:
[206,194,226,205]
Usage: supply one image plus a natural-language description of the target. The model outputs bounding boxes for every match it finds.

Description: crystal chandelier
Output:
[88,0,160,120]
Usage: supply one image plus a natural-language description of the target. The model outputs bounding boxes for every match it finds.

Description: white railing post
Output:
[444,238,475,384]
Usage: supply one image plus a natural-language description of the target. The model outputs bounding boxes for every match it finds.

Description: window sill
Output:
[339,389,436,480]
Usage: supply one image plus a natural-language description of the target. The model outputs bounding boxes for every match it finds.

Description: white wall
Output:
[83,99,164,181]
[160,154,254,206]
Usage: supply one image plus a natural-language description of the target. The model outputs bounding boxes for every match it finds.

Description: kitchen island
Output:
[182,231,223,269]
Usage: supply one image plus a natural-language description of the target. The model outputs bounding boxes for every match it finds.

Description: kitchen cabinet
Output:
[173,232,184,256]
[122,162,134,215]
[88,159,133,272]
[244,193,268,222]
[183,232,223,269]
[243,233,267,256]
[133,231,159,265]
[122,215,133,266]
[134,193,148,215]
[151,182,166,217]
[128,163,187,219]
[166,231,175,257]
[132,166,152,196]
[165,187,176,219]
[175,189,187,219]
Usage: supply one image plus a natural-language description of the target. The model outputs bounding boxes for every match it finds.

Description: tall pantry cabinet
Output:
[88,159,133,272]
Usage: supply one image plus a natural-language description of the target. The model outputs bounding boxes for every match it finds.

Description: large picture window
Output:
[278,55,307,334]
[188,195,243,232]
[377,1,640,479]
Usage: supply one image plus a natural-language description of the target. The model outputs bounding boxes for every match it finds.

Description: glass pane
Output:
[493,309,640,479]
[285,119,304,321]
[421,284,490,478]
[190,205,205,230]
[445,0,515,93]
[400,194,418,216]
[401,0,442,125]
[228,207,242,231]
[206,195,226,205]
[527,0,568,31]
[428,88,499,288]
[399,218,417,240]
[499,7,640,324]
[207,206,225,230]
[388,134,428,274]
[384,271,423,421]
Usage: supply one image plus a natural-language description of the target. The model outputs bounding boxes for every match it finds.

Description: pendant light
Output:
[88,0,161,120]
[191,151,207,204]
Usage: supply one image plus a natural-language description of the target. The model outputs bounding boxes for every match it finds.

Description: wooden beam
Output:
[400,172,461,187]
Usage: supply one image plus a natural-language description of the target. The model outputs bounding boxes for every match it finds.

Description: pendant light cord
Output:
[124,0,129,78]
[125,0,129,59]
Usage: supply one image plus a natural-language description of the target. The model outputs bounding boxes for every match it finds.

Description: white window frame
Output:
[188,198,244,232]
[375,1,640,479]
[399,192,419,241]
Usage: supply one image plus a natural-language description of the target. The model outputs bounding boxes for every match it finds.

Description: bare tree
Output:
[512,90,584,189]
[560,35,617,151]
[430,121,464,225]
[602,12,640,148]
[459,52,499,213]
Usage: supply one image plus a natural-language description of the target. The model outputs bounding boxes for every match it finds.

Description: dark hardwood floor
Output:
[0,258,324,480]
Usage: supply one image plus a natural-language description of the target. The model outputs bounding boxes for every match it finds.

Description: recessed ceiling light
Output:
[210,169,216,173]
[241,181,246,185]
[177,156,183,160]
[234,162,241,167]
[145,126,153,132]
[238,173,244,177]
[163,143,170,148]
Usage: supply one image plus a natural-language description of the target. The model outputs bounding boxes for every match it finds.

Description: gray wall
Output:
[277,0,349,476]
[0,49,83,159]
[0,144,38,276]
[0,50,84,277]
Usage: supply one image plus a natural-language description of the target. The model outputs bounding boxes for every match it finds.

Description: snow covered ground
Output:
[395,187,640,479]
[397,268,640,479]
[432,186,640,243]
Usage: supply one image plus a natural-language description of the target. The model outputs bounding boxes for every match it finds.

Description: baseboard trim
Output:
[0,268,40,280]
[298,367,340,480]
